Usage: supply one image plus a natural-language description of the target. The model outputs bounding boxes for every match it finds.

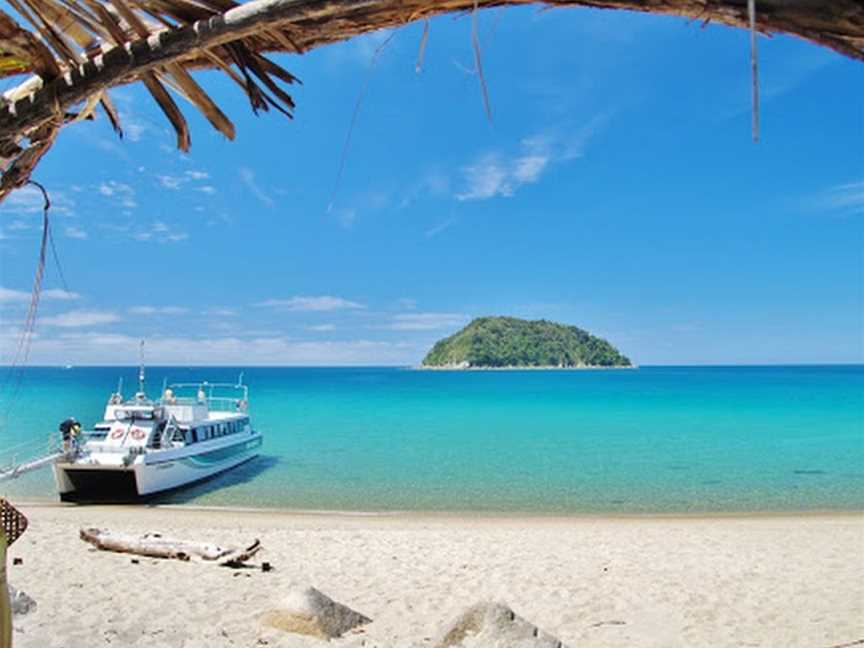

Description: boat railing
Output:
[163,382,249,413]
[0,434,60,478]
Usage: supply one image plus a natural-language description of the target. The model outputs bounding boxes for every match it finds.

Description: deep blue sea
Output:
[0,365,862,513]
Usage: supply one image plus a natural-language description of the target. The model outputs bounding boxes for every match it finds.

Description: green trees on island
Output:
[421,317,632,368]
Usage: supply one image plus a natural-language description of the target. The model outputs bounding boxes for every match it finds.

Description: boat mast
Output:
[137,339,146,397]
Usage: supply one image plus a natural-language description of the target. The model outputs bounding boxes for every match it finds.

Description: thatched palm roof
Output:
[1,0,863,202]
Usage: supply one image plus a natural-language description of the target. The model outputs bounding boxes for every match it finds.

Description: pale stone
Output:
[436,601,567,648]
[8,586,36,616]
[261,586,370,639]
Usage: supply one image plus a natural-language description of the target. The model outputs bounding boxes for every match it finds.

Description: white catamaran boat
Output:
[52,368,262,502]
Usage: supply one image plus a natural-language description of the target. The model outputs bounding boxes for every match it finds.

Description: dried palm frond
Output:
[1,0,863,203]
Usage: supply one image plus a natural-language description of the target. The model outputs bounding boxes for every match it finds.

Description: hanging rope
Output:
[748,0,760,142]
[1,181,52,422]
[5,181,49,373]
[472,0,493,124]
[327,31,397,214]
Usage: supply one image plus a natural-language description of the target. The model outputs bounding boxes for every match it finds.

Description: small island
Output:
[421,316,632,369]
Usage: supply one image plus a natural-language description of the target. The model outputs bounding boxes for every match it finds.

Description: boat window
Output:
[191,428,198,443]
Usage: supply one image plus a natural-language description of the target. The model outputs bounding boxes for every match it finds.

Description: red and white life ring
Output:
[110,428,125,440]
[130,428,146,441]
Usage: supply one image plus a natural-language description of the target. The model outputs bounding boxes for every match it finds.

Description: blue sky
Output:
[0,7,861,366]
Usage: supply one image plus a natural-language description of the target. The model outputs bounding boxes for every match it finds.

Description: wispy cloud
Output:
[5,332,418,366]
[239,167,274,208]
[336,208,356,230]
[7,220,30,232]
[814,179,864,215]
[204,307,238,317]
[425,218,456,238]
[454,117,607,202]
[0,185,74,216]
[156,174,184,190]
[65,226,88,240]
[132,221,188,243]
[39,310,120,328]
[255,296,366,312]
[0,287,81,302]
[154,169,211,192]
[308,323,337,332]
[385,312,469,331]
[130,306,189,316]
[98,180,137,209]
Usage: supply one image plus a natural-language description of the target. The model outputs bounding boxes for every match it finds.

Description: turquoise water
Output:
[1,366,862,513]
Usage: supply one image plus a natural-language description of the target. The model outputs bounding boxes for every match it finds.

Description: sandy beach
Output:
[4,504,862,647]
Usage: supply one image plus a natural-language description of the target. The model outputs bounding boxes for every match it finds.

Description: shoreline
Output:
[11,499,864,522]
[414,364,638,371]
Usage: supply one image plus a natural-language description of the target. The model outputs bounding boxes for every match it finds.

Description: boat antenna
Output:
[138,339,146,396]
[116,376,123,398]
[237,371,244,387]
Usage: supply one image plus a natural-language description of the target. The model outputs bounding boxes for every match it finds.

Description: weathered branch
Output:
[79,527,262,565]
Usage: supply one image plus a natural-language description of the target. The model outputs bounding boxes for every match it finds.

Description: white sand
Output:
[7,504,864,647]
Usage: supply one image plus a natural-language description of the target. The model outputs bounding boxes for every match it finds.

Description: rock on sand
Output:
[260,585,371,639]
[436,601,566,648]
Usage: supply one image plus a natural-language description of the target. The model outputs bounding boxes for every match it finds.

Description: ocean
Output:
[0,365,861,513]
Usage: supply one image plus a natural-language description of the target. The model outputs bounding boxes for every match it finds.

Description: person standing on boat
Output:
[59,417,81,454]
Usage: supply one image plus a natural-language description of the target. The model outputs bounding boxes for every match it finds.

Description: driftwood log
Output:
[0,0,863,202]
[79,528,261,566]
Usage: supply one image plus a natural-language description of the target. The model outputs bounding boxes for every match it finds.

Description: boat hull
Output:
[55,434,262,502]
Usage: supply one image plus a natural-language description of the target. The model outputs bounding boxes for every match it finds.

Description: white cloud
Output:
[156,175,184,190]
[42,289,82,301]
[400,170,451,209]
[2,332,419,366]
[239,167,274,208]
[65,226,88,240]
[186,170,209,180]
[455,118,608,201]
[386,312,469,331]
[197,186,216,195]
[0,185,74,216]
[0,287,81,302]
[456,154,515,201]
[308,324,336,332]
[97,181,137,209]
[132,221,188,244]
[205,307,238,317]
[425,218,456,239]
[512,154,549,184]
[255,296,366,312]
[130,306,189,316]
[39,310,120,328]
[816,179,864,215]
